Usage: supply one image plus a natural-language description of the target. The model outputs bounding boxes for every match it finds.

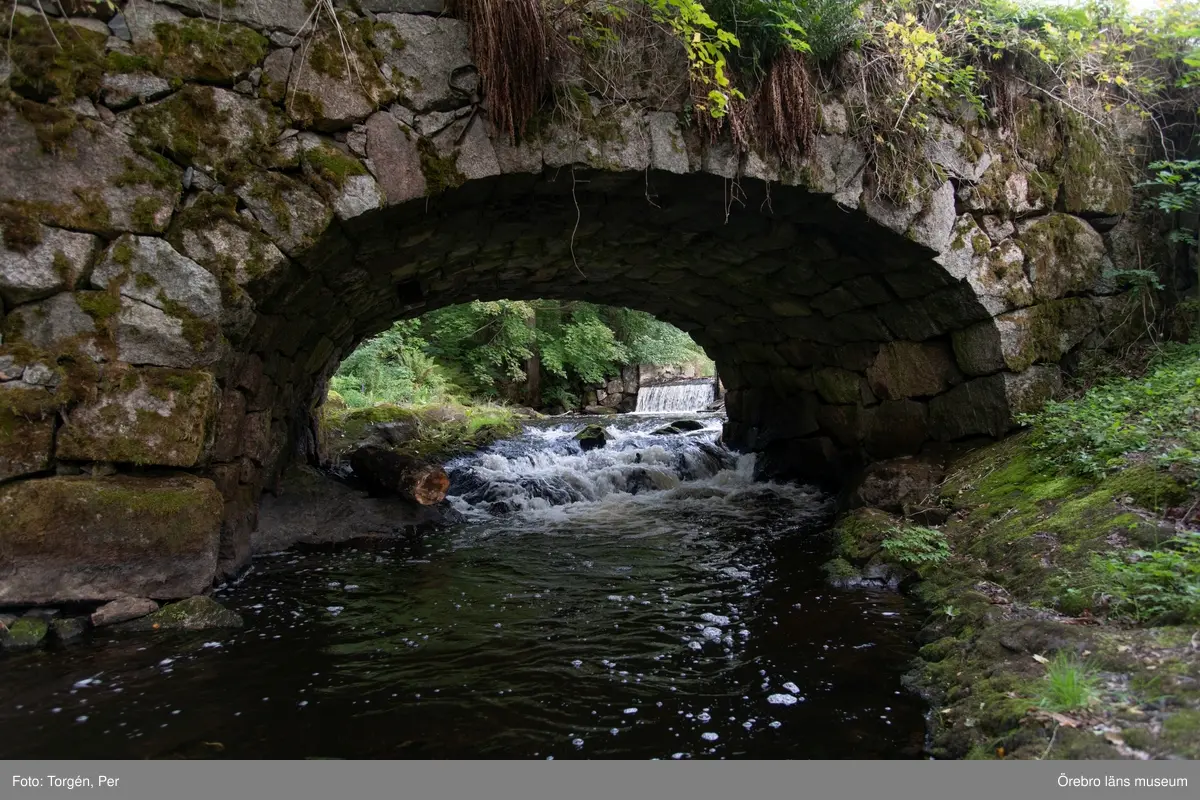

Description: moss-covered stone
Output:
[2,617,49,650]
[1058,113,1132,216]
[417,137,466,196]
[149,19,268,84]
[6,14,108,103]
[128,85,279,186]
[0,405,55,482]
[56,366,217,467]
[0,473,222,603]
[122,595,244,632]
[0,205,44,253]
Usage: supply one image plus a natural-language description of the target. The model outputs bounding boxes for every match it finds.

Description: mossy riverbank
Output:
[319,396,528,464]
[827,347,1200,759]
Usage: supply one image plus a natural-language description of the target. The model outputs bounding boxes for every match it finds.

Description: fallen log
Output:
[349,445,450,505]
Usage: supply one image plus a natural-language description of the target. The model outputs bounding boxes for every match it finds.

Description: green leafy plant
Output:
[881,525,951,567]
[1035,650,1101,713]
[1091,532,1200,624]
[1020,343,1200,480]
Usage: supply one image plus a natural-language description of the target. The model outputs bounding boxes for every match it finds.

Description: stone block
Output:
[0,474,223,604]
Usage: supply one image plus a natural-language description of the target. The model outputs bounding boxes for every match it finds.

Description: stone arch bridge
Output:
[0,0,1154,603]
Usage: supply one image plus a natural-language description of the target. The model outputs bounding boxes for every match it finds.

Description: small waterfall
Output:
[634,380,715,413]
[444,415,737,517]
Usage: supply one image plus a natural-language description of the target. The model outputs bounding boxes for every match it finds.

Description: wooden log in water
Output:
[349,445,449,505]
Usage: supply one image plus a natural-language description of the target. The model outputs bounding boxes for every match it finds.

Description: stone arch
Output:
[0,0,1149,601]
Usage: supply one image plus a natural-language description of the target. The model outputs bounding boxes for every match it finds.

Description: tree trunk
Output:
[525,313,541,408]
[349,446,449,505]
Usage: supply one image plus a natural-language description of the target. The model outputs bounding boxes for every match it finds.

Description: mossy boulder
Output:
[0,222,98,306]
[0,402,55,481]
[146,18,268,85]
[1057,115,1132,216]
[50,616,87,642]
[127,86,280,185]
[952,298,1099,376]
[121,595,243,632]
[286,22,395,131]
[0,104,180,236]
[938,215,1035,316]
[0,473,223,604]
[56,366,217,467]
[575,424,611,451]
[1,616,49,650]
[234,171,333,257]
[1016,214,1107,302]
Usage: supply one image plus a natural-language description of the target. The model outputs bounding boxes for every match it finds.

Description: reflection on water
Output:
[0,415,928,759]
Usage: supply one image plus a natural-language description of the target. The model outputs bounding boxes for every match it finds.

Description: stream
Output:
[0,413,928,759]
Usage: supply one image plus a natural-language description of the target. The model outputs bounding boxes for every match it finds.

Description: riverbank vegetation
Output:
[329,300,712,411]
[830,341,1200,759]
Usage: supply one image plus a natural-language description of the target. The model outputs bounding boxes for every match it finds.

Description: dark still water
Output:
[0,416,928,759]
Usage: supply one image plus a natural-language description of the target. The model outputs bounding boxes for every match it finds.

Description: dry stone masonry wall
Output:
[0,0,1158,603]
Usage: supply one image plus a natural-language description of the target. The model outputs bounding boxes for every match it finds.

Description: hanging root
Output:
[754,49,816,168]
[453,0,549,143]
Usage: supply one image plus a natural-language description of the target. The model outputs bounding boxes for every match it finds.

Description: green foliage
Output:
[1089,532,1200,623]
[645,0,747,115]
[881,525,951,567]
[331,319,450,407]
[1021,343,1200,480]
[332,301,709,408]
[1035,651,1101,713]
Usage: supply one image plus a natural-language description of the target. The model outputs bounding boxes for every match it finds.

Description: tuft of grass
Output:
[1035,651,1101,713]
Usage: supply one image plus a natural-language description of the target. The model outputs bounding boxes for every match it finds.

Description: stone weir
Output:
[0,0,1160,604]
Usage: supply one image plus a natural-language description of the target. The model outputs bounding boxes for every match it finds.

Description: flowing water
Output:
[634,380,716,413]
[0,414,928,760]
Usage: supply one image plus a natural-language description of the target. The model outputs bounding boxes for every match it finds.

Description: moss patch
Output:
[6,14,107,103]
[323,402,521,463]
[150,19,268,84]
[124,595,244,631]
[55,366,217,467]
[0,205,43,253]
[0,473,223,559]
[129,85,278,186]
[886,431,1200,759]
[417,138,466,196]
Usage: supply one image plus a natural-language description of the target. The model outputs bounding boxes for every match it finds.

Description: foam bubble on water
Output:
[697,712,711,722]
[571,738,584,748]
[700,732,719,742]
[783,682,800,694]
[688,641,703,651]
[700,612,730,627]
[701,626,722,641]
[326,606,344,616]
[75,716,88,723]
[624,707,637,715]
[610,728,620,735]
[571,660,583,668]
[73,675,102,688]
[671,753,685,760]
[767,694,798,706]
[770,721,782,728]
[201,642,222,649]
